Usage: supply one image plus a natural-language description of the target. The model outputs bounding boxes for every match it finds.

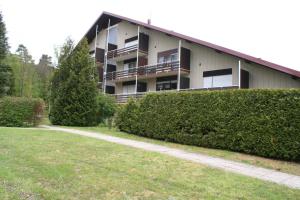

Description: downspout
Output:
[135,26,140,95]
[177,40,182,91]
[238,59,241,89]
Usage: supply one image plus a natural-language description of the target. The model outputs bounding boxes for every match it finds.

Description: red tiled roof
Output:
[84,11,300,78]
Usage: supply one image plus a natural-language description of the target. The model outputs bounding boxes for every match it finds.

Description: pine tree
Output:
[49,38,98,126]
[0,11,14,97]
[0,12,8,61]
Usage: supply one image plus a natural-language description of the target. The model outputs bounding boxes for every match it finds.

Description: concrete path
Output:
[41,125,300,189]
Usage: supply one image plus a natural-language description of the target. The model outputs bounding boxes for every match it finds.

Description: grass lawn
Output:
[0,127,300,199]
[72,126,300,177]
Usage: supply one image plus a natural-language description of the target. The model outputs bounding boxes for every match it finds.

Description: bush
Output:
[116,89,300,161]
[96,93,117,124]
[0,97,44,127]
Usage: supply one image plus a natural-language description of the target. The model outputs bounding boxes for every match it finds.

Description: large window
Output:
[156,76,177,91]
[124,36,138,48]
[123,84,135,94]
[122,81,147,93]
[125,40,138,48]
[124,59,136,74]
[158,52,178,63]
[108,26,118,45]
[203,69,232,88]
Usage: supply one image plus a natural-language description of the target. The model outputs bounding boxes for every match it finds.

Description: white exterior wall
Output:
[181,40,239,88]
[114,22,139,71]
[141,27,180,65]
[89,28,107,51]
[146,78,156,92]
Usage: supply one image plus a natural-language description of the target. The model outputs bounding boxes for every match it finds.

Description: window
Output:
[158,56,164,63]
[157,49,178,63]
[124,59,136,74]
[108,26,117,45]
[125,40,138,48]
[123,84,135,94]
[158,53,178,63]
[170,53,178,62]
[124,62,136,70]
[156,76,177,91]
[203,69,233,88]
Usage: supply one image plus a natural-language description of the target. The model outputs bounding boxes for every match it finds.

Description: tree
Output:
[49,38,98,126]
[36,54,54,101]
[0,12,8,61]
[15,44,35,97]
[0,11,14,97]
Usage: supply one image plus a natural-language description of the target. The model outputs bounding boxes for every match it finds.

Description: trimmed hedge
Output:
[0,97,44,127]
[116,89,300,161]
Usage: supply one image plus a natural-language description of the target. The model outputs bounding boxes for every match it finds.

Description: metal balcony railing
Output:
[105,60,187,81]
[114,93,145,103]
[107,44,146,59]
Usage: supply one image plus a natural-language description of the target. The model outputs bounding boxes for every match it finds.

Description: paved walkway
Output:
[42,125,300,189]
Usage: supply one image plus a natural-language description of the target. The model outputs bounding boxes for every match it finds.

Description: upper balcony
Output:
[105,47,191,82]
[105,60,190,82]
[107,44,148,62]
[107,32,149,62]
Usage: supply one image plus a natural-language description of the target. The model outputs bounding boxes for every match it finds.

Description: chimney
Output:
[147,19,151,25]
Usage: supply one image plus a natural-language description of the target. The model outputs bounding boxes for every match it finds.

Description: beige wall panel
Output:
[242,61,300,88]
[116,22,139,48]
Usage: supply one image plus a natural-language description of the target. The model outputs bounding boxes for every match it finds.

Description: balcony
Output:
[107,44,148,62]
[114,93,145,103]
[105,60,190,82]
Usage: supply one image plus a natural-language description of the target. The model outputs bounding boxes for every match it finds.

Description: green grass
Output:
[0,127,300,199]
[72,126,300,177]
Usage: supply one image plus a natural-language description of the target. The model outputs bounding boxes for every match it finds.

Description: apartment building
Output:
[84,12,300,102]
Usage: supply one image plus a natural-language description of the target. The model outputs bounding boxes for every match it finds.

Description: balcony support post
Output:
[135,25,140,94]
[103,18,111,94]
[177,40,182,91]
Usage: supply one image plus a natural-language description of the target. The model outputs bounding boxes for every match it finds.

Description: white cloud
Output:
[0,0,299,71]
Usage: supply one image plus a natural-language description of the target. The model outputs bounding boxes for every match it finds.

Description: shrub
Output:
[0,97,44,127]
[116,89,300,161]
[96,93,117,124]
[115,98,140,132]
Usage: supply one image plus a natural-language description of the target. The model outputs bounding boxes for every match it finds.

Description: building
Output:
[83,12,300,102]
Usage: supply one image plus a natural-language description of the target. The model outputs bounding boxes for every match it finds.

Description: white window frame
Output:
[203,74,233,88]
[124,40,138,48]
[123,84,135,94]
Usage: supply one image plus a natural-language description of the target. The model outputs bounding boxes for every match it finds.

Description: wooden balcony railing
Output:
[105,60,187,81]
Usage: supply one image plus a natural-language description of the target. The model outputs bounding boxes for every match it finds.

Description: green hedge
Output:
[0,97,45,127]
[116,89,300,161]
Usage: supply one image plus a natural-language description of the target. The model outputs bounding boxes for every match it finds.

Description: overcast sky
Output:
[0,0,299,71]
